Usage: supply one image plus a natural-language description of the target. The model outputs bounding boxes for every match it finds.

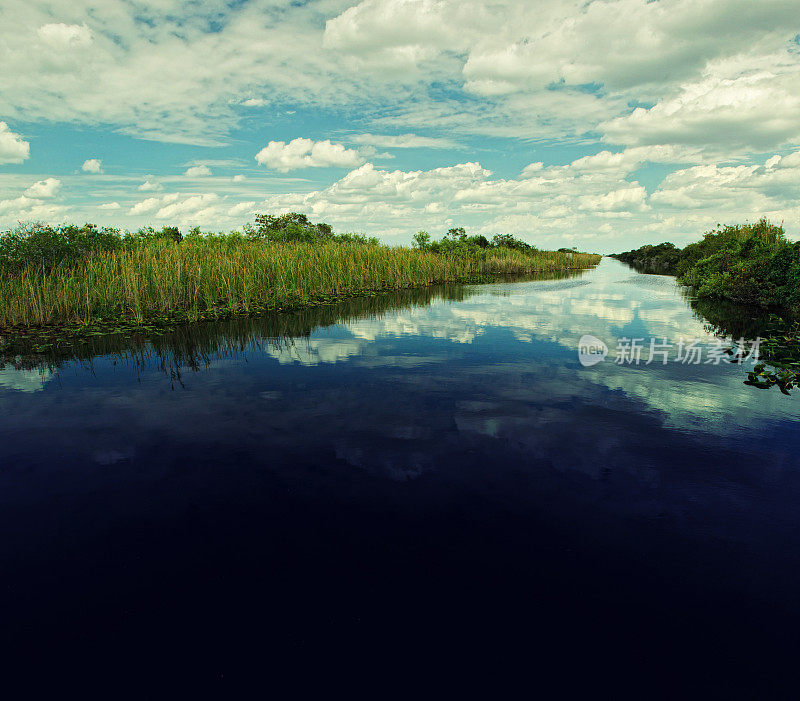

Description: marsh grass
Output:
[0,238,600,329]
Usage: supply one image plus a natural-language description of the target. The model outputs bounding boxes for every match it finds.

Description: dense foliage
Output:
[611,219,800,310]
[242,213,379,245]
[0,214,380,274]
[609,242,682,274]
[412,227,537,254]
[0,222,186,272]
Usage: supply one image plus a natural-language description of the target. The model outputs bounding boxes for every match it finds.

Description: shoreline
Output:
[0,264,599,355]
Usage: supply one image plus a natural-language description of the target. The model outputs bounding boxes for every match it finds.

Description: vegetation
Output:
[609,241,682,275]
[411,227,537,254]
[611,219,800,309]
[0,216,600,334]
[613,218,800,392]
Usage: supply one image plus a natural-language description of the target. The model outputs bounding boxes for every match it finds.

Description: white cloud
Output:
[154,193,220,221]
[0,122,29,164]
[567,146,693,173]
[3,1,800,249]
[128,193,221,223]
[0,194,66,223]
[138,177,162,191]
[257,160,495,230]
[129,194,178,216]
[351,133,459,149]
[37,23,92,47]
[0,195,38,214]
[228,201,255,217]
[602,53,800,150]
[651,149,800,215]
[3,0,798,153]
[81,158,102,173]
[255,138,366,172]
[251,145,800,248]
[99,202,120,210]
[0,1,363,144]
[232,174,246,183]
[184,164,212,177]
[24,177,61,198]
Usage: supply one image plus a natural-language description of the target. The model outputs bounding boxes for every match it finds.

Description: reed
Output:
[0,238,600,329]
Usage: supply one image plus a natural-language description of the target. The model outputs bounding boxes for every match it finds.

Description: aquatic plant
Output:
[0,224,601,330]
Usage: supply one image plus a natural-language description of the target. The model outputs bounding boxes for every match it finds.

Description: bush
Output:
[246,212,333,243]
[0,222,124,272]
[417,228,536,256]
[491,233,535,252]
[612,218,800,310]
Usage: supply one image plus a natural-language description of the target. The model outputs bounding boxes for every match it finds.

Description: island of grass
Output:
[0,213,600,349]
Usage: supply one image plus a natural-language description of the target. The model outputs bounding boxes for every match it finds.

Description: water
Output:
[2,258,799,690]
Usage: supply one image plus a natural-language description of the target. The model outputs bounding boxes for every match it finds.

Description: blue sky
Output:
[1,0,800,252]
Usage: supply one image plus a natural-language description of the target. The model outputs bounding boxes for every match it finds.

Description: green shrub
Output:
[0,222,124,272]
[612,218,799,310]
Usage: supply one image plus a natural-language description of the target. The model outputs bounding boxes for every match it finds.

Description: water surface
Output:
[2,258,799,690]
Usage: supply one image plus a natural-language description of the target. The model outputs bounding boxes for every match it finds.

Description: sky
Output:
[1,0,799,252]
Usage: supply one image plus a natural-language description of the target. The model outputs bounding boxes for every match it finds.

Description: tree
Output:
[412,231,431,250]
[445,227,467,242]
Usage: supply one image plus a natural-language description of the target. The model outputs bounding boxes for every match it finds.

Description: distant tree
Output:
[445,227,467,242]
[250,212,334,243]
[412,231,431,250]
[469,234,489,248]
[492,233,534,252]
[159,225,182,242]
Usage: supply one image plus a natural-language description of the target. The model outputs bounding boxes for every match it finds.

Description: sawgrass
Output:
[0,237,600,329]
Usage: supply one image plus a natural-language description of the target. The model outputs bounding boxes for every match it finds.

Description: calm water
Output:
[2,257,799,690]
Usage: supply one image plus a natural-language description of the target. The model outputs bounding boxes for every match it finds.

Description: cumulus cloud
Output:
[24,177,61,198]
[184,165,212,177]
[4,1,800,248]
[3,0,799,153]
[0,194,66,224]
[228,201,255,217]
[138,177,162,191]
[129,194,178,217]
[128,193,221,223]
[0,122,30,164]
[255,138,366,172]
[81,158,102,173]
[251,145,800,247]
[99,202,121,210]
[602,53,800,150]
[232,174,246,183]
[651,149,800,214]
[0,1,362,144]
[155,193,219,220]
[326,0,799,97]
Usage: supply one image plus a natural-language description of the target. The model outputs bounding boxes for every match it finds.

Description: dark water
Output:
[2,258,799,692]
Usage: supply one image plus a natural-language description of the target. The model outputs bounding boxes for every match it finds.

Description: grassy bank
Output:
[0,220,600,332]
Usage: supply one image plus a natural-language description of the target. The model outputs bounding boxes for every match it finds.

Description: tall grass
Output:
[0,238,600,328]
